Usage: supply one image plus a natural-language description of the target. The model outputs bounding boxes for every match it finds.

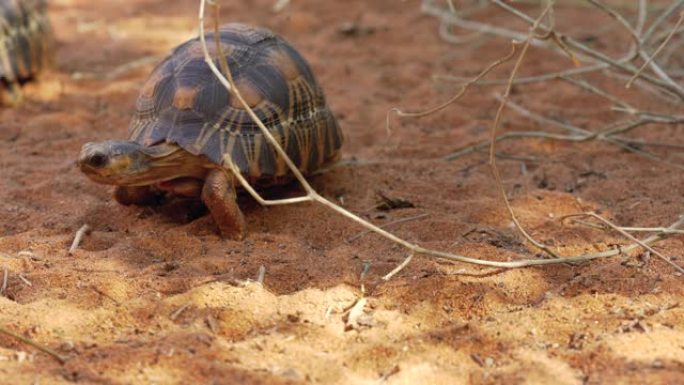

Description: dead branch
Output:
[199,0,684,274]
[491,0,684,99]
[628,10,684,87]
[426,0,684,99]
[386,42,518,134]
[487,1,560,257]
[68,224,91,255]
[346,213,429,243]
[561,212,684,274]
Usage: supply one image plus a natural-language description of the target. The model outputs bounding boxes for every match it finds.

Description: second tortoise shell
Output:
[129,23,343,184]
[0,0,51,86]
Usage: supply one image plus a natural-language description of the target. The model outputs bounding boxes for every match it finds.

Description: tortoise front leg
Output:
[201,169,246,239]
[114,186,160,206]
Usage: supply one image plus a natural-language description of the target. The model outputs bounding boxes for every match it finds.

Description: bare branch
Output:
[628,11,684,88]
[198,0,684,272]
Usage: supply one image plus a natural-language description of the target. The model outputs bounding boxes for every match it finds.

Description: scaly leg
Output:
[201,169,246,239]
[157,178,203,198]
[114,186,160,206]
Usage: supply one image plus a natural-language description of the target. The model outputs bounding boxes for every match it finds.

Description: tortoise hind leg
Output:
[201,169,247,239]
[114,186,161,206]
[1,82,23,106]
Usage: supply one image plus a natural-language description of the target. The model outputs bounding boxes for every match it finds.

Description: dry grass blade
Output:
[0,326,67,364]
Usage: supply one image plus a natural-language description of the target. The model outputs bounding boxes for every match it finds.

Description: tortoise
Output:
[0,0,52,105]
[78,23,343,239]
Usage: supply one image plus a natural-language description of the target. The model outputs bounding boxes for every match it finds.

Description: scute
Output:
[172,87,199,110]
[229,79,263,109]
[129,23,343,184]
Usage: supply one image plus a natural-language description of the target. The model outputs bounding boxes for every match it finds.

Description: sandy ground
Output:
[1,1,684,384]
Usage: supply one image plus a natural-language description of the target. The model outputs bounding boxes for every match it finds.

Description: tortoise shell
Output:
[0,0,51,86]
[129,23,343,184]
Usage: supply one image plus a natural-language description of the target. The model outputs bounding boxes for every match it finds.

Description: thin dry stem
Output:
[0,326,67,364]
[627,11,684,88]
[619,226,684,234]
[17,274,31,287]
[491,0,684,100]
[170,302,192,321]
[198,0,684,271]
[68,224,91,255]
[346,213,430,243]
[487,1,559,257]
[434,63,608,87]
[561,212,684,274]
[345,297,367,330]
[587,0,682,92]
[256,265,266,285]
[636,0,648,36]
[426,0,684,99]
[643,0,684,50]
[446,0,456,14]
[386,42,518,134]
[443,89,684,171]
[382,252,415,281]
[1,267,7,294]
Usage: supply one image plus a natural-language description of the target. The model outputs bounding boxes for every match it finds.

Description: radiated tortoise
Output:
[78,23,343,239]
[0,0,51,104]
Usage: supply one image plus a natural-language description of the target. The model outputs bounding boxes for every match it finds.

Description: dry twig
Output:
[68,224,91,255]
[486,1,561,257]
[345,297,367,330]
[17,274,31,287]
[386,38,518,135]
[382,252,415,281]
[562,213,684,274]
[170,302,192,321]
[256,265,266,285]
[1,267,8,294]
[627,11,684,88]
[0,326,67,364]
[346,213,429,243]
[198,0,684,275]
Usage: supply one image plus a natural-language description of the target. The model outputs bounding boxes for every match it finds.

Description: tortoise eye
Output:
[87,153,108,168]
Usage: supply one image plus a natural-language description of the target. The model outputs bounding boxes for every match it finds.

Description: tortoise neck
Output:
[135,143,212,185]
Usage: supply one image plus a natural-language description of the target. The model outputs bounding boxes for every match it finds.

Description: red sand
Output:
[1,1,683,384]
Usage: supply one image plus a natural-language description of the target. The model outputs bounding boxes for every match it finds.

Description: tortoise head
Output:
[78,140,196,186]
